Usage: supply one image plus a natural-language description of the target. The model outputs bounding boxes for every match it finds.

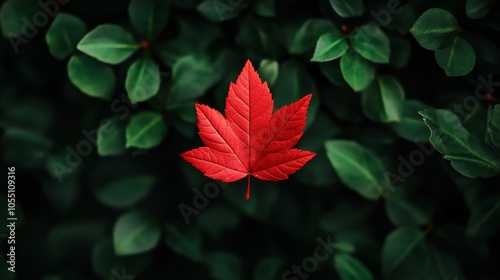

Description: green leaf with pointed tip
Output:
[334,254,374,280]
[126,56,160,103]
[68,55,116,100]
[389,100,429,142]
[419,108,500,177]
[467,195,500,238]
[466,0,494,19]
[328,0,364,18]
[487,104,500,149]
[351,24,390,63]
[129,0,169,40]
[435,36,476,76]
[382,227,431,280]
[340,51,375,92]
[311,33,348,62]
[165,224,203,262]
[206,252,243,280]
[46,13,87,60]
[410,8,459,51]
[385,190,432,226]
[253,257,285,280]
[258,59,279,86]
[77,24,139,64]
[290,19,338,54]
[113,210,161,255]
[126,111,167,149]
[93,175,155,209]
[170,54,221,102]
[361,75,405,123]
[97,117,126,156]
[325,140,389,199]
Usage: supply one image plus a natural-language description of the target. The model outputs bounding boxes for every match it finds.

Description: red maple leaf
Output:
[180,60,315,199]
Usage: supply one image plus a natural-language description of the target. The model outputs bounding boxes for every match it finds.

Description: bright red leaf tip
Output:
[180,60,316,199]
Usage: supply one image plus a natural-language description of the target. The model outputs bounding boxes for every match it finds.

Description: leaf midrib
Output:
[127,115,162,146]
[333,147,385,195]
[389,231,425,272]
[424,115,499,171]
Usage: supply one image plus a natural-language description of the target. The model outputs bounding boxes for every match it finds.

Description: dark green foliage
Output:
[1,0,500,279]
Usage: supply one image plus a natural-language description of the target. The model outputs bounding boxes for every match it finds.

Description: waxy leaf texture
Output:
[181,60,315,199]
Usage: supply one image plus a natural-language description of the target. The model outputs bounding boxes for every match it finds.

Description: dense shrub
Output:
[1,0,500,279]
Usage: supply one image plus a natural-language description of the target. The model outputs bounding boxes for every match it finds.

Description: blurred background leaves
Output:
[1,0,500,279]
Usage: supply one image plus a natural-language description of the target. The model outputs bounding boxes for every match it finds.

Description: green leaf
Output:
[487,104,500,148]
[258,59,279,86]
[290,19,337,54]
[351,24,390,64]
[311,33,348,62]
[206,252,243,280]
[0,0,38,37]
[170,54,220,101]
[340,51,375,92]
[254,0,275,17]
[93,175,155,209]
[435,36,476,76]
[334,254,374,280]
[113,210,161,255]
[126,111,167,149]
[67,55,116,100]
[328,0,364,18]
[467,195,500,238]
[419,108,500,177]
[77,24,139,64]
[165,224,203,262]
[197,0,248,22]
[253,257,285,280]
[410,8,459,51]
[97,117,126,156]
[125,56,160,103]
[389,100,430,142]
[325,140,389,199]
[382,227,431,280]
[45,13,87,60]
[91,239,150,280]
[385,190,432,226]
[128,0,169,40]
[361,75,405,123]
[466,0,494,19]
